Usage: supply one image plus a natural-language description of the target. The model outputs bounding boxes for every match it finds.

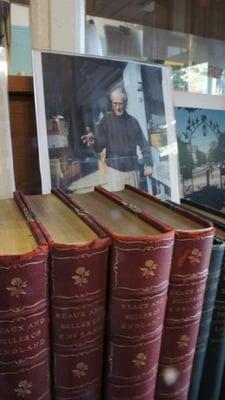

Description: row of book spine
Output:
[2,185,225,399]
[111,186,225,400]
[114,186,225,400]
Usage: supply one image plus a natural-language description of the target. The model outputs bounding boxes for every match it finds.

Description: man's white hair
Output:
[110,88,128,103]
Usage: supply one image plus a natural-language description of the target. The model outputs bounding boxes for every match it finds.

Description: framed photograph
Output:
[174,91,225,209]
[33,51,180,201]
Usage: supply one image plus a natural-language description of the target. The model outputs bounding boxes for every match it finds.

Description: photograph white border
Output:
[32,51,51,194]
[174,90,225,111]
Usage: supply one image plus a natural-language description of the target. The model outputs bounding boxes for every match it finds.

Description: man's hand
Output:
[144,165,153,176]
[81,126,95,147]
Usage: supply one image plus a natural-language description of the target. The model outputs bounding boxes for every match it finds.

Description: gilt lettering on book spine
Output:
[51,240,110,399]
[107,234,174,399]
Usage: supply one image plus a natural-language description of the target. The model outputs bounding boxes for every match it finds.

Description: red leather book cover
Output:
[115,184,215,400]
[18,190,111,400]
[0,192,50,400]
[57,187,175,400]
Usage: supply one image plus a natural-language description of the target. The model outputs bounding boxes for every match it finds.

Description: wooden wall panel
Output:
[8,76,41,194]
[86,0,225,41]
[190,0,225,41]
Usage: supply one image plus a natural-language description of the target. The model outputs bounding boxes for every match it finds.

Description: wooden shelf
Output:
[8,75,33,94]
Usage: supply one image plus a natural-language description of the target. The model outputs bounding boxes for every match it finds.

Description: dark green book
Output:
[219,362,225,400]
[189,238,225,400]
[198,255,225,400]
[177,198,225,400]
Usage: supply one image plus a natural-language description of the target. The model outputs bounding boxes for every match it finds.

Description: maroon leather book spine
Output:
[119,185,215,400]
[0,192,50,400]
[106,233,174,400]
[20,190,111,400]
[58,187,175,400]
[51,239,110,400]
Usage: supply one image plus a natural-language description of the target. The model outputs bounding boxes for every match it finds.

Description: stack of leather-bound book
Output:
[1,185,222,400]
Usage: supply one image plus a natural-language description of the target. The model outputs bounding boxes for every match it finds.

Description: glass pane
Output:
[143,26,225,95]
[86,15,225,96]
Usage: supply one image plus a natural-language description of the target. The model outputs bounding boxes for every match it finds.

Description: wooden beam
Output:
[11,0,30,6]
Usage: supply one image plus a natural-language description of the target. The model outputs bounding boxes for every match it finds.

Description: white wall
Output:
[11,4,29,27]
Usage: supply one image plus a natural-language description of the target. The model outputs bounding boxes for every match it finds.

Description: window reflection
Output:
[86,16,225,96]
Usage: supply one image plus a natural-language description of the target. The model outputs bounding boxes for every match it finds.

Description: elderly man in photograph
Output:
[82,88,153,191]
